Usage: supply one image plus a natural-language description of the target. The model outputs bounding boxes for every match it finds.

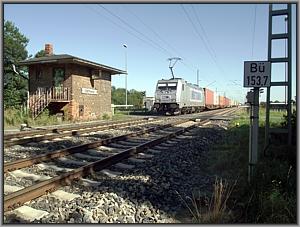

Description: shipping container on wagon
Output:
[230,99,236,107]
[228,98,231,107]
[219,96,225,108]
[214,93,219,107]
[203,88,214,109]
[224,97,230,107]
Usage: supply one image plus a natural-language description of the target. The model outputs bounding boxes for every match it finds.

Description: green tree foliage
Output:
[111,86,145,108]
[4,20,29,108]
[34,49,46,58]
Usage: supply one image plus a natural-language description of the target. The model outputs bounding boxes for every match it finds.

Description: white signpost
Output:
[244,61,271,183]
[244,61,271,87]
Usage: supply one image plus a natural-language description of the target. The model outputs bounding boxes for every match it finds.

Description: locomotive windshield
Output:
[157,82,177,91]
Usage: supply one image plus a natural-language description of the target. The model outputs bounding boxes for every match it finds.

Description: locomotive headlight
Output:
[156,99,160,102]
[171,99,176,102]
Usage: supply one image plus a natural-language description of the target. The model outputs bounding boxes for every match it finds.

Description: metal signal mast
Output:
[168,57,182,79]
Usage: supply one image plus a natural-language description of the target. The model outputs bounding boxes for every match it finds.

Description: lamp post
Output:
[123,44,128,109]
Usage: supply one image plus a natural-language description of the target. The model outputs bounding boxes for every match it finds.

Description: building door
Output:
[53,68,64,87]
[53,68,65,99]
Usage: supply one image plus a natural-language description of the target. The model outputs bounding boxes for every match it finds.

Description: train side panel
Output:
[179,83,205,113]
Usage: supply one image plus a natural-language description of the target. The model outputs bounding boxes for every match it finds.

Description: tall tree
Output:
[34,49,46,58]
[111,86,145,108]
[3,20,29,108]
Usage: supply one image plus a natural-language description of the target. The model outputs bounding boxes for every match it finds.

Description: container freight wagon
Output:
[153,78,205,115]
[230,99,237,107]
[203,88,215,110]
[219,96,225,108]
[224,97,230,108]
[214,93,220,108]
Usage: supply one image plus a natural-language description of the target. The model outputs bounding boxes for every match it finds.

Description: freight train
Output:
[152,78,238,115]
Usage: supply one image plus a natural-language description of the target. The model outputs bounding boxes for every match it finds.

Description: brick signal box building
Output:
[19,44,125,120]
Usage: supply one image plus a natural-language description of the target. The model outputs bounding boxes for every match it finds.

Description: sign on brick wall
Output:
[81,88,98,95]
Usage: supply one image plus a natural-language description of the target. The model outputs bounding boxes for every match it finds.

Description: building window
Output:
[53,67,65,87]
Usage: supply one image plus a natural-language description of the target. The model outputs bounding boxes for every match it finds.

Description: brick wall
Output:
[28,63,112,120]
[70,64,112,120]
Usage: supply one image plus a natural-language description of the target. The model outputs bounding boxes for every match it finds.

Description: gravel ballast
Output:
[4,120,230,223]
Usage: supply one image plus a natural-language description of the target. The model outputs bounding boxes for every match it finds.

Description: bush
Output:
[31,108,59,126]
[4,107,71,129]
[102,113,111,120]
[4,107,29,128]
[281,110,296,145]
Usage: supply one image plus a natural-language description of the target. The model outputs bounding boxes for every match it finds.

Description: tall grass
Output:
[4,107,29,128]
[206,178,237,223]
[4,107,68,129]
[177,178,237,223]
[207,108,296,223]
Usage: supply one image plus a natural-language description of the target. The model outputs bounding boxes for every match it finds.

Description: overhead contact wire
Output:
[181,4,226,75]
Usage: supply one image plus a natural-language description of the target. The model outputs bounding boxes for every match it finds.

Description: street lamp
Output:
[123,44,128,109]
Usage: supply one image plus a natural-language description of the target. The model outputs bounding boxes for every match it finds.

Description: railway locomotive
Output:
[152,58,238,115]
[152,78,205,114]
[152,78,236,115]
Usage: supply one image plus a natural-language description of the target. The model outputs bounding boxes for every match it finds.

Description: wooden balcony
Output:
[28,87,71,118]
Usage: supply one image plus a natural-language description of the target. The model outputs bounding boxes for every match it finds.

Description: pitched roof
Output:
[18,54,126,75]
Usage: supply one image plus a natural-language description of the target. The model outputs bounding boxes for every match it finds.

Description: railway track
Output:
[3,118,162,147]
[4,108,236,215]
[4,108,236,148]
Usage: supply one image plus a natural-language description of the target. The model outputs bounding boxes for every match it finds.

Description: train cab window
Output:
[157,83,167,90]
[168,83,177,90]
[182,84,184,91]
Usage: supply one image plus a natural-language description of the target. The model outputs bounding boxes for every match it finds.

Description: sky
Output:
[4,3,297,103]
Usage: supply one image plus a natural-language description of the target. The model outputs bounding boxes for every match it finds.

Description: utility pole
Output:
[197,69,199,86]
[244,61,271,183]
[248,88,259,182]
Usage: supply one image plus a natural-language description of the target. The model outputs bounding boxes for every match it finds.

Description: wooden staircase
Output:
[29,87,70,118]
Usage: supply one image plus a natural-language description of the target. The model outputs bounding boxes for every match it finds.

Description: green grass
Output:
[112,112,134,121]
[4,108,70,129]
[207,108,296,223]
[4,107,139,129]
[236,107,287,127]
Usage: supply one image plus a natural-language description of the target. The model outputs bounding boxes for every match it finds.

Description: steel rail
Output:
[4,107,234,141]
[4,119,189,173]
[4,118,160,147]
[4,119,208,212]
[4,108,236,172]
[4,118,158,140]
